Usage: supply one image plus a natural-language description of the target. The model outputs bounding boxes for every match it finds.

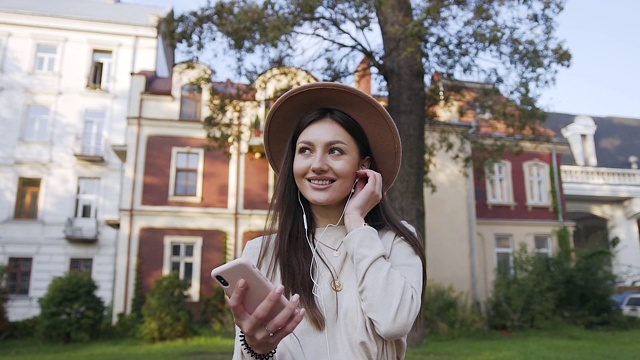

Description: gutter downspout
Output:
[123,95,143,314]
[466,125,479,308]
[552,145,564,227]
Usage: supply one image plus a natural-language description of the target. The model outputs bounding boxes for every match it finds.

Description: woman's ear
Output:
[360,157,371,170]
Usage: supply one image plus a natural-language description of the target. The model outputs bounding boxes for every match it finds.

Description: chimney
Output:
[355,57,372,95]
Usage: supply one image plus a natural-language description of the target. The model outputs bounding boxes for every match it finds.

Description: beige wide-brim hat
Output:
[264,82,402,191]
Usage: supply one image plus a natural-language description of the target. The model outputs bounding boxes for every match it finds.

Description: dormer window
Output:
[180,84,202,121]
[561,115,597,166]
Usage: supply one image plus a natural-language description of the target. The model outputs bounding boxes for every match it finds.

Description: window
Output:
[81,110,105,156]
[486,161,513,204]
[7,258,32,295]
[169,147,204,202]
[495,235,513,274]
[179,84,202,120]
[163,236,203,300]
[534,235,552,257]
[75,178,100,218]
[88,50,112,90]
[14,178,41,219]
[24,105,50,141]
[524,161,550,206]
[34,44,57,73]
[70,258,93,274]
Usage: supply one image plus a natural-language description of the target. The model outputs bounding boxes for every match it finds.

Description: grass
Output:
[2,326,640,359]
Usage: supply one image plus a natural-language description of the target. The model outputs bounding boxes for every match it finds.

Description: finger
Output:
[264,293,301,336]
[249,284,285,327]
[229,279,249,318]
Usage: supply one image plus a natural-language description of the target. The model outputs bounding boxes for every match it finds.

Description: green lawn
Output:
[2,327,639,359]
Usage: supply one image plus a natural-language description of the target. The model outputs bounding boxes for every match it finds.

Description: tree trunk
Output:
[376,0,426,244]
[376,0,427,343]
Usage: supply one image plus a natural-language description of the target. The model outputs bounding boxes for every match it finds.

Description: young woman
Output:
[229,82,426,360]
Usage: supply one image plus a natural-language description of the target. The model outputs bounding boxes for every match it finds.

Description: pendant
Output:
[333,250,340,257]
[330,279,343,292]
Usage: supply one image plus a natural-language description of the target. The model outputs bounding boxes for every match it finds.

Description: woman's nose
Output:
[310,154,328,172]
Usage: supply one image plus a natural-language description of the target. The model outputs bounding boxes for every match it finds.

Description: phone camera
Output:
[215,275,229,287]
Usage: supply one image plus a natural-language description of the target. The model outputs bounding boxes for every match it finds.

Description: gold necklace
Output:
[317,240,344,257]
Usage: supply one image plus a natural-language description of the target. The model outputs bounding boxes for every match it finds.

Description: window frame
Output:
[75,177,100,218]
[87,49,113,91]
[485,161,514,205]
[69,258,93,275]
[34,43,58,73]
[81,110,106,156]
[495,234,514,275]
[14,178,41,219]
[162,236,203,301]
[523,160,551,207]
[23,104,51,142]
[7,257,33,296]
[534,235,553,257]
[179,84,202,121]
[168,147,205,203]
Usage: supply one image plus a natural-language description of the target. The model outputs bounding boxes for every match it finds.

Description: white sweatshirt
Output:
[232,224,423,360]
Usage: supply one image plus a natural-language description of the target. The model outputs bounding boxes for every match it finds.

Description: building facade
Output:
[0,0,171,320]
[112,63,318,317]
[546,113,640,285]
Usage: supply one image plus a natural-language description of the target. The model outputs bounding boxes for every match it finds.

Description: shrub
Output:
[487,228,621,331]
[38,272,105,342]
[487,245,558,331]
[0,265,9,337]
[140,272,193,342]
[4,316,39,339]
[424,283,485,338]
[198,286,234,332]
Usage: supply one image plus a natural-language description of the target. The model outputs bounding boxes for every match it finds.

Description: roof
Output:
[0,0,170,27]
[545,112,640,169]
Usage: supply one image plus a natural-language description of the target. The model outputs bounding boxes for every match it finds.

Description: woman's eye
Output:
[297,147,311,154]
[329,148,343,155]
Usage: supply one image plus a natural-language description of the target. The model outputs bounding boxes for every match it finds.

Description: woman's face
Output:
[293,118,365,216]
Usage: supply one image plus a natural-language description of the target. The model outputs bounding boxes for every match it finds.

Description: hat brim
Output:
[264,82,401,191]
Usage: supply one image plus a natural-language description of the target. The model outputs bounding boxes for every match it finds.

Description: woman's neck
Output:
[310,201,348,228]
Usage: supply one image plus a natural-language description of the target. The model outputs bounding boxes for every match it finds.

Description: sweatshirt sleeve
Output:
[343,224,423,340]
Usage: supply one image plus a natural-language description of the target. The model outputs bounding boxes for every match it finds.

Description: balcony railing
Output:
[64,217,99,242]
[561,165,640,186]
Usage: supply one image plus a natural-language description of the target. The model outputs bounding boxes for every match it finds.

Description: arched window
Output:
[180,84,202,121]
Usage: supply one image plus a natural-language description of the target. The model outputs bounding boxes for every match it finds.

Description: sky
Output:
[126,0,640,119]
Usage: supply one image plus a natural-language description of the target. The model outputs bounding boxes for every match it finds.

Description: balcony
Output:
[561,165,640,198]
[64,218,99,242]
[75,140,106,163]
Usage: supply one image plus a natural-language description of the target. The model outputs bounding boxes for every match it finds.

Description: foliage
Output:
[37,272,105,343]
[198,286,234,332]
[2,316,39,340]
[424,283,485,338]
[487,245,558,331]
[140,272,194,342]
[0,265,9,337]
[169,0,571,237]
[487,234,622,331]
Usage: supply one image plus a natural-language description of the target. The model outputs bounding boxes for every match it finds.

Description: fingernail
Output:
[291,294,300,303]
[275,285,284,294]
[237,279,246,289]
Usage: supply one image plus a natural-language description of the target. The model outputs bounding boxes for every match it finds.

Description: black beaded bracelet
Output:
[239,331,276,359]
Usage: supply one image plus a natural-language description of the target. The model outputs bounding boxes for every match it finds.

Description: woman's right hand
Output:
[229,279,306,355]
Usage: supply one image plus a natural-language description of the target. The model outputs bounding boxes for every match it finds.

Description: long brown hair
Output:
[258,108,426,330]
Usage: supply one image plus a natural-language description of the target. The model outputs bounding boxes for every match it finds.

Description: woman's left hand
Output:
[343,169,382,232]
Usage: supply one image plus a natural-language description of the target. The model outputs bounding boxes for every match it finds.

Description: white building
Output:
[0,0,172,321]
[547,113,640,285]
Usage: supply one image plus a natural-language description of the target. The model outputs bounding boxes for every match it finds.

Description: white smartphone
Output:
[211,257,287,318]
